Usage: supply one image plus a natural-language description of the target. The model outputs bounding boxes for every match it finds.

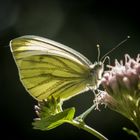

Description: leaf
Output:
[34,96,63,118]
[33,107,75,130]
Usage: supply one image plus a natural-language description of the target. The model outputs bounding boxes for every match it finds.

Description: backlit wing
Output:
[10,35,93,101]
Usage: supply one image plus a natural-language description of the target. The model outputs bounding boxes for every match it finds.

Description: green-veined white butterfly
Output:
[10,35,104,101]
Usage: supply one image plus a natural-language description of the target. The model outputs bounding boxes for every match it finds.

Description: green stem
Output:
[69,120,108,140]
[75,104,96,121]
[123,127,140,140]
[71,102,108,140]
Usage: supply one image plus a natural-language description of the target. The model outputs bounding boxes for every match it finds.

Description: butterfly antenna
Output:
[102,56,110,64]
[100,36,130,61]
[96,44,100,62]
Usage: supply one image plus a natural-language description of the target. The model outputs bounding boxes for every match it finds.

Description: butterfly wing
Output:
[10,35,93,101]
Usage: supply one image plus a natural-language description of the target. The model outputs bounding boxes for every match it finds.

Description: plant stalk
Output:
[69,120,108,140]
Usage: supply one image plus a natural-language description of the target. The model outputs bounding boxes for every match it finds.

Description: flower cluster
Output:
[96,54,140,133]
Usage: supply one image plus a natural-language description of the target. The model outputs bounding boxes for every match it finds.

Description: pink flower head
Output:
[96,54,140,132]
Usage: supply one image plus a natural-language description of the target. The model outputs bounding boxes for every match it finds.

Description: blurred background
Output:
[0,0,139,139]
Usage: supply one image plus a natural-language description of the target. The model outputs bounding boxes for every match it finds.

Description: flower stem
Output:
[75,104,96,121]
[68,120,108,140]
[123,127,140,140]
[71,102,108,139]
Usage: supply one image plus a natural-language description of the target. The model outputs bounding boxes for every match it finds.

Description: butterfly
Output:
[10,35,104,101]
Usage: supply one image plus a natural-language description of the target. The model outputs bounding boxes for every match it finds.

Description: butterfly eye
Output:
[91,62,104,72]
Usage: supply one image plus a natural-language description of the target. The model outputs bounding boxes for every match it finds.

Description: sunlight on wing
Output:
[10,36,95,101]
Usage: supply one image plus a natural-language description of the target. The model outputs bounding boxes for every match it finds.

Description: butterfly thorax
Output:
[87,62,104,90]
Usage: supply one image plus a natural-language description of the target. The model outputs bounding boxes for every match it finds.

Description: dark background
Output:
[0,0,139,140]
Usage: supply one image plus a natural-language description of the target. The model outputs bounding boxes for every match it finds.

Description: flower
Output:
[95,54,140,134]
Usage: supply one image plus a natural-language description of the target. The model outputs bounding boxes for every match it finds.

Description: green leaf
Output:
[34,96,63,119]
[33,107,75,130]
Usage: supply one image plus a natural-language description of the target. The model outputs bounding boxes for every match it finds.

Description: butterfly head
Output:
[90,61,104,80]
[88,36,130,90]
[88,61,104,90]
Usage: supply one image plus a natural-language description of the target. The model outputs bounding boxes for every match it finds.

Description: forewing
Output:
[11,35,92,66]
[10,36,92,101]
